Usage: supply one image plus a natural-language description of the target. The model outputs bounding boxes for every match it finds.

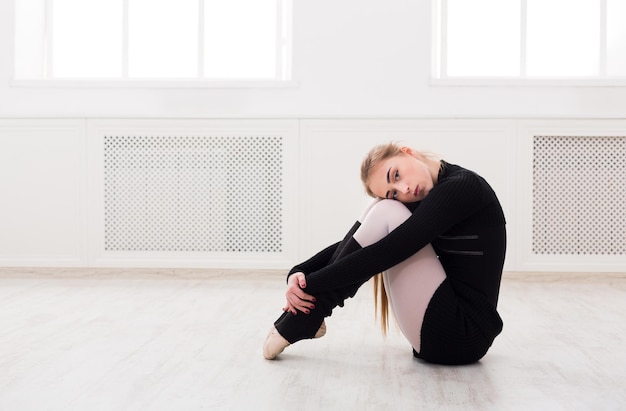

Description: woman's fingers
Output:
[285,272,317,314]
[283,302,298,315]
[286,290,314,313]
[290,272,307,290]
[287,285,315,306]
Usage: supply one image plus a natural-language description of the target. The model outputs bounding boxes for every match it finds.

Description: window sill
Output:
[430,77,626,87]
[10,79,299,89]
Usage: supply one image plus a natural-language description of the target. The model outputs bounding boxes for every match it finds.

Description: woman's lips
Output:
[414,186,420,197]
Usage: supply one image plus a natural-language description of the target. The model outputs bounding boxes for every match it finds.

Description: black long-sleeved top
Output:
[289,161,506,309]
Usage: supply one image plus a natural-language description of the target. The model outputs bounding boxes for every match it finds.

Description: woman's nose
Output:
[394,182,410,194]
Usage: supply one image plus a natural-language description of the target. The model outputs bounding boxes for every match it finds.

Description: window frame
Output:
[431,0,626,87]
[12,0,296,89]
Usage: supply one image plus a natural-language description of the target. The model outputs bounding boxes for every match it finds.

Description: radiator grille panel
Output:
[104,135,283,253]
[533,136,626,255]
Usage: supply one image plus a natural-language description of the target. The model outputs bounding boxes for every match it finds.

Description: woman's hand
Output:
[283,272,316,315]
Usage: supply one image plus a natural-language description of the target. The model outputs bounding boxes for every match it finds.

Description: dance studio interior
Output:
[1,1,625,409]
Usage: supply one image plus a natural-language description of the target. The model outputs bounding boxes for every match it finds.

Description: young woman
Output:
[263,143,506,365]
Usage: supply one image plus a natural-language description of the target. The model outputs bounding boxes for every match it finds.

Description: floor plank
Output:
[0,269,625,410]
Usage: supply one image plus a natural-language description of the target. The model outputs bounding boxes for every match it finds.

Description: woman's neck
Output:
[424,157,443,185]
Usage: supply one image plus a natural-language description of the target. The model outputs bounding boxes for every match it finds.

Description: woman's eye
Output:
[394,171,399,180]
[392,191,398,200]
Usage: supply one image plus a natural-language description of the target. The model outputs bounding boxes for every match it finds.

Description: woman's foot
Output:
[263,328,290,360]
[263,321,326,360]
[314,321,326,339]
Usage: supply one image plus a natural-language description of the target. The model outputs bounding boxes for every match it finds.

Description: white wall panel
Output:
[0,120,86,265]
[0,117,624,273]
[86,119,299,269]
[516,120,626,272]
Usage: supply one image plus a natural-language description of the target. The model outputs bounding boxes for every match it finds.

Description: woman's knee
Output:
[368,199,412,228]
[354,200,412,246]
[358,198,382,222]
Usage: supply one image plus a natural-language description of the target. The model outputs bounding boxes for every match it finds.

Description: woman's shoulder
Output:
[437,161,498,199]
[439,162,484,185]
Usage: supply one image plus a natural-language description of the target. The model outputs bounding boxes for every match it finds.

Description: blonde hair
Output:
[360,142,404,198]
[373,273,390,335]
[360,143,404,334]
[361,142,440,334]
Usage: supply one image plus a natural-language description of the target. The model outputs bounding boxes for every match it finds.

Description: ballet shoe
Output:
[263,320,327,360]
[263,327,290,360]
[314,320,326,338]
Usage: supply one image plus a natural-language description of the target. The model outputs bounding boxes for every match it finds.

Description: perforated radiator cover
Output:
[104,135,284,253]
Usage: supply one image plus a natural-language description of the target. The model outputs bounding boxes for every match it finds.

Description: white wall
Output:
[2,117,625,273]
[2,0,626,118]
[1,1,625,273]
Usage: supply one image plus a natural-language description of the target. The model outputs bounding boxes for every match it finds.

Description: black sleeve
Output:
[286,242,340,283]
[303,171,494,293]
[286,220,362,283]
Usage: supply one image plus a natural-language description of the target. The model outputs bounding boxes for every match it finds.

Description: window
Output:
[433,0,626,83]
[14,0,292,84]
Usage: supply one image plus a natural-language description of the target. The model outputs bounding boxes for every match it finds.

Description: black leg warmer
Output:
[274,224,366,344]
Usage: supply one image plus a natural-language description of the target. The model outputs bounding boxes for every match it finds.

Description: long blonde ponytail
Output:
[373,273,390,335]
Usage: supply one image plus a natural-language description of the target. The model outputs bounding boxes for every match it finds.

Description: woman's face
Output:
[367,149,436,203]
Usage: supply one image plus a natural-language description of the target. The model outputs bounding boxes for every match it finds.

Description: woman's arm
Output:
[287,242,339,281]
[303,170,494,293]
[280,242,339,314]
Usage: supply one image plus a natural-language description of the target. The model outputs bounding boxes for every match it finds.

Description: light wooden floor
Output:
[1,268,625,411]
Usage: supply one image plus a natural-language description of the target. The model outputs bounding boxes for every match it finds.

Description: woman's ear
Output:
[400,146,414,156]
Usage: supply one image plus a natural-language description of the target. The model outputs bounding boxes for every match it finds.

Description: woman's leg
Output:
[353,200,446,353]
[264,199,445,357]
[272,221,364,341]
[264,201,380,359]
[265,236,362,357]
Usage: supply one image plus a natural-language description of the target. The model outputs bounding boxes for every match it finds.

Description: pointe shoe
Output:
[314,320,326,338]
[263,327,290,360]
[263,321,327,360]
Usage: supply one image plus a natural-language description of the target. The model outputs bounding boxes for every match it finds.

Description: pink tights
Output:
[354,199,446,352]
